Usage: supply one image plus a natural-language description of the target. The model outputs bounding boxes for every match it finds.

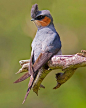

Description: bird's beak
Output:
[31,18,35,21]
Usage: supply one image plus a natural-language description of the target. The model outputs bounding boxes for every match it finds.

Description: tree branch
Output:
[15,50,86,96]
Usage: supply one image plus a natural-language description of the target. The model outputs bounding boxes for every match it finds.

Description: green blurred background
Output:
[0,0,86,108]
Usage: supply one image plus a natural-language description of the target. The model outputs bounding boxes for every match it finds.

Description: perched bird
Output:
[14,4,62,104]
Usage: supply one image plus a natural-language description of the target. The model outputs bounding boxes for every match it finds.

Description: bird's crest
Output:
[31,4,39,18]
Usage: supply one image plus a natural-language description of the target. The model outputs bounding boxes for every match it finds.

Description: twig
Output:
[15,50,86,102]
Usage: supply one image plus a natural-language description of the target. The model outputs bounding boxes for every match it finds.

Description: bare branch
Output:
[15,50,86,99]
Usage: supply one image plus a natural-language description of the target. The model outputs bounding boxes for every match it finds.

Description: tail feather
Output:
[22,76,34,104]
[22,71,38,104]
[14,73,30,83]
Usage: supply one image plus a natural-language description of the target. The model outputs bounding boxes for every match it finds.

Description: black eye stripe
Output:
[35,15,45,20]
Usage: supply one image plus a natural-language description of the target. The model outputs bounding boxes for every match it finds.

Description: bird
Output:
[14,3,62,104]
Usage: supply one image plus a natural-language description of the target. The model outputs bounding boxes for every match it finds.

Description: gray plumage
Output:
[22,4,62,104]
[30,3,62,94]
[31,4,39,18]
[32,25,61,62]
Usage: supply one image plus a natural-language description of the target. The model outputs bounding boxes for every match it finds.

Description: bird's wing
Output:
[33,51,57,72]
[23,33,61,103]
[22,51,57,104]
[22,53,35,104]
[29,53,34,76]
[33,33,61,72]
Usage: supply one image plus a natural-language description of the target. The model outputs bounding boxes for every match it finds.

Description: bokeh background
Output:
[0,0,86,108]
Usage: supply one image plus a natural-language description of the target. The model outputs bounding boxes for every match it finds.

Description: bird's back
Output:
[31,25,61,62]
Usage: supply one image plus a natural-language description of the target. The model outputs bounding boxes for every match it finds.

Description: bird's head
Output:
[31,4,53,28]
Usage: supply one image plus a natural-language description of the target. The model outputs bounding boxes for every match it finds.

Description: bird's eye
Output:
[36,15,45,20]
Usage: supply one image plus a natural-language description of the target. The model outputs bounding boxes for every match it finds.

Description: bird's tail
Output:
[22,71,38,104]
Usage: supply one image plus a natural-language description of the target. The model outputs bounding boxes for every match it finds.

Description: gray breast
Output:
[31,27,56,61]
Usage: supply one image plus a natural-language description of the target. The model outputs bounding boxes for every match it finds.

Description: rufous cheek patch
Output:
[34,16,51,27]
